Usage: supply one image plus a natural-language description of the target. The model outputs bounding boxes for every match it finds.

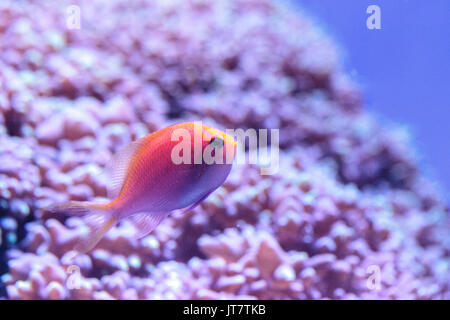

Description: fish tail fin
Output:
[49,201,118,254]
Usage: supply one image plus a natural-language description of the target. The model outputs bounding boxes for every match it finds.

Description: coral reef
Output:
[0,0,449,299]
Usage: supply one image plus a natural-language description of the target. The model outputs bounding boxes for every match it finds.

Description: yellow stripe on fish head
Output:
[202,125,237,147]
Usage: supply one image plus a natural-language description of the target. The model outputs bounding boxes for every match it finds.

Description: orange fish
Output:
[50,122,237,254]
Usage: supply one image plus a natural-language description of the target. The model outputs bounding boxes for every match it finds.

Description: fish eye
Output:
[209,137,224,149]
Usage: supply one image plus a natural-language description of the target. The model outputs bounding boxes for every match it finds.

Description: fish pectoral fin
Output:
[127,212,169,239]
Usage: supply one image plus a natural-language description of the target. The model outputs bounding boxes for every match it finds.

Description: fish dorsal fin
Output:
[104,138,145,199]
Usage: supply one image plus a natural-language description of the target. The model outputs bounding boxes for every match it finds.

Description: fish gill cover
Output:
[0,0,449,299]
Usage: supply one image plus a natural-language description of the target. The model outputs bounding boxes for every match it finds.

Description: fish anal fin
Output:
[104,138,145,199]
[75,213,117,254]
[127,212,168,239]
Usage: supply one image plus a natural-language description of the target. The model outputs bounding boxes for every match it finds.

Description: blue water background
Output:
[291,0,450,200]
